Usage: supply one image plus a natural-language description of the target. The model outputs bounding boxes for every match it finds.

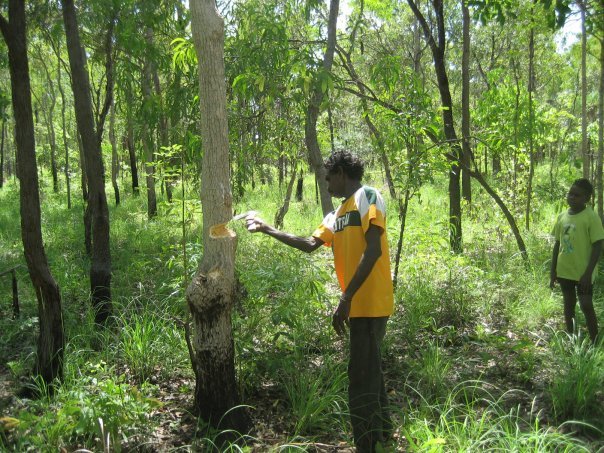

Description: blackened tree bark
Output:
[126,108,140,195]
[141,46,157,218]
[187,0,250,432]
[304,0,338,216]
[61,0,112,324]
[109,98,120,205]
[0,0,64,386]
[408,0,462,253]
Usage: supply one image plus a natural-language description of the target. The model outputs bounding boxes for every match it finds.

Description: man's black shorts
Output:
[557,277,593,296]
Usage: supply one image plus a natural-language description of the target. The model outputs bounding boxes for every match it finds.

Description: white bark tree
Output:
[186,0,250,432]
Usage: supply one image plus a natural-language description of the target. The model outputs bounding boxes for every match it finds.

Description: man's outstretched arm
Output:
[246,216,324,253]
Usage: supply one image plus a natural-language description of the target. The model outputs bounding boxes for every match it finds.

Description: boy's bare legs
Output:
[578,294,599,343]
[561,288,577,335]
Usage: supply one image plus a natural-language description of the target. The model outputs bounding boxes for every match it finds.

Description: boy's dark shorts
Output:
[557,277,593,295]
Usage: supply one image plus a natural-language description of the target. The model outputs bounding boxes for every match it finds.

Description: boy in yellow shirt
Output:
[246,151,394,452]
[550,178,604,343]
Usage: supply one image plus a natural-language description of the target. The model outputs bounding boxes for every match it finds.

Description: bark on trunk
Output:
[188,0,250,432]
[142,51,157,218]
[62,0,112,324]
[109,98,120,205]
[126,113,139,195]
[408,0,462,253]
[274,166,297,229]
[598,32,604,219]
[304,0,339,216]
[0,0,64,386]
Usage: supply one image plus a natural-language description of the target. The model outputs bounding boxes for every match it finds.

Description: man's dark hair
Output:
[572,178,594,197]
[324,151,364,181]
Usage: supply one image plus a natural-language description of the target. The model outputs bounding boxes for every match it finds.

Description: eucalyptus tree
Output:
[186,0,250,431]
[407,0,463,253]
[61,0,112,324]
[0,0,64,386]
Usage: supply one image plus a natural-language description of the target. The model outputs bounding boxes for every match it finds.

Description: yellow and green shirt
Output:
[552,207,604,282]
[313,186,394,318]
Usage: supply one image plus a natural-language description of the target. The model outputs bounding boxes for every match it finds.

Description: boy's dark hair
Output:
[324,151,364,181]
[572,178,594,197]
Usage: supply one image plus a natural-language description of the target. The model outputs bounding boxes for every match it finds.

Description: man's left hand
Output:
[332,294,351,336]
[579,273,591,293]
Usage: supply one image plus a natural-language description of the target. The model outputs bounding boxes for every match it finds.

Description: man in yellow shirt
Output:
[246,151,394,452]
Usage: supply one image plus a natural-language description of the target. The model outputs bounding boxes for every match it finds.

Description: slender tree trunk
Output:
[296,172,304,201]
[77,131,87,202]
[408,0,462,253]
[581,2,589,178]
[57,49,71,209]
[274,166,297,229]
[598,32,604,219]
[187,0,250,432]
[304,0,338,216]
[46,108,59,193]
[526,25,535,230]
[109,98,120,206]
[0,0,64,386]
[461,1,471,203]
[39,55,59,193]
[142,48,157,218]
[62,0,112,324]
[0,119,5,188]
[126,113,139,195]
[393,188,411,290]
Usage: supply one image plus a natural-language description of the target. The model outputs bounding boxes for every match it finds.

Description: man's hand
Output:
[579,272,591,293]
[245,214,268,233]
[550,272,557,289]
[332,294,351,336]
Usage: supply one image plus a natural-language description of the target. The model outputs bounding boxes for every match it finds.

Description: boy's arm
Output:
[579,239,603,291]
[550,240,560,289]
[246,216,324,253]
[332,223,383,336]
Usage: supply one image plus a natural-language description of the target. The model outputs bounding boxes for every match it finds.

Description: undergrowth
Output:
[1,167,603,450]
